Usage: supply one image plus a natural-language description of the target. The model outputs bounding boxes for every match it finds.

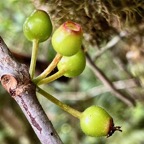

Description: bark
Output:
[0,37,63,144]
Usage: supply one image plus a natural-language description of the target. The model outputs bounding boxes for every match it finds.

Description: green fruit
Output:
[80,105,122,137]
[57,49,86,77]
[23,9,52,42]
[52,21,83,56]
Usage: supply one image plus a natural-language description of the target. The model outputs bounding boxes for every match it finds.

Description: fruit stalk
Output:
[37,68,66,85]
[33,53,62,83]
[29,39,39,78]
[37,87,82,119]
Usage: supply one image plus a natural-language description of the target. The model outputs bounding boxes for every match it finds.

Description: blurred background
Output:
[0,0,144,144]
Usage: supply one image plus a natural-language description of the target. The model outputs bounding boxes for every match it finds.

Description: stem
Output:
[86,53,136,106]
[37,69,66,85]
[33,53,62,83]
[93,31,126,60]
[37,87,82,119]
[29,39,39,79]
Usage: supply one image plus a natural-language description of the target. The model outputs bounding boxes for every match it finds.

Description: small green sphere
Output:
[23,9,52,42]
[52,21,83,56]
[80,105,118,137]
[57,49,86,77]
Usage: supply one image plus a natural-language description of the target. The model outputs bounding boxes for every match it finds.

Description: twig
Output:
[93,31,126,60]
[53,78,138,101]
[86,53,136,106]
[0,37,63,144]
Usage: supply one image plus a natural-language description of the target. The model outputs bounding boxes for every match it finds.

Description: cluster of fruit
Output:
[23,9,121,138]
[23,10,85,79]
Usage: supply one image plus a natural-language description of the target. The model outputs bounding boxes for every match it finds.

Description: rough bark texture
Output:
[0,37,63,144]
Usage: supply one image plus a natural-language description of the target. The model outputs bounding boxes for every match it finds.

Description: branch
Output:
[0,37,63,144]
[93,31,126,60]
[53,78,138,101]
[86,53,136,106]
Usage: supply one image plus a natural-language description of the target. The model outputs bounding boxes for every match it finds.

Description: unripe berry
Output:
[80,105,122,137]
[57,49,86,77]
[23,9,52,42]
[52,21,83,56]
